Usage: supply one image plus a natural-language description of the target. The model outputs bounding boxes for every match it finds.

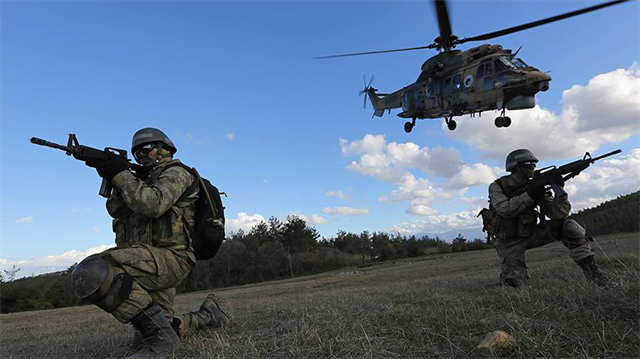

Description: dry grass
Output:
[1,233,638,358]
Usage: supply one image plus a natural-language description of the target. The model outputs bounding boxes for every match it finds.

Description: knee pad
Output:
[563,219,586,239]
[70,256,134,313]
[561,219,587,249]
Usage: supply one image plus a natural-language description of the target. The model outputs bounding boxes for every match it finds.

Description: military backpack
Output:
[163,163,226,260]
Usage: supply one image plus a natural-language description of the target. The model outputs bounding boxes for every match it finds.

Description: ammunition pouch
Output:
[492,177,538,239]
[495,212,537,239]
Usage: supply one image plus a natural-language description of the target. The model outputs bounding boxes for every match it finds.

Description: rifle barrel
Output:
[30,137,71,152]
[591,149,622,162]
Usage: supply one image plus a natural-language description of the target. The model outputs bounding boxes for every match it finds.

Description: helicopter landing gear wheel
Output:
[404,122,414,133]
[495,109,510,128]
[445,117,457,131]
[404,118,416,133]
[503,116,512,127]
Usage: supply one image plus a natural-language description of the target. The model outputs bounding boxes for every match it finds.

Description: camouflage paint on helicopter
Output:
[366,44,551,132]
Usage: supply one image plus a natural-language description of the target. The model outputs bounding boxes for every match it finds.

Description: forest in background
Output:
[1,190,637,314]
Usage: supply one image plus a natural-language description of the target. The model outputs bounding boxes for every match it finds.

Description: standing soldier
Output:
[69,128,230,358]
[488,149,610,288]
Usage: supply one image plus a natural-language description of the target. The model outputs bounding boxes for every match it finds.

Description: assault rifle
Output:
[504,149,622,198]
[30,134,143,198]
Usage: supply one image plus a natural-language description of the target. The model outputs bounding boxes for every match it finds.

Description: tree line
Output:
[179,215,491,293]
[570,191,639,236]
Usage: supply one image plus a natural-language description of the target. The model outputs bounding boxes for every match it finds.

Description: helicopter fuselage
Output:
[367,44,551,125]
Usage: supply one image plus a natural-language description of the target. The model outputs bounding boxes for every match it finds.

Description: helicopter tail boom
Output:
[367,88,403,117]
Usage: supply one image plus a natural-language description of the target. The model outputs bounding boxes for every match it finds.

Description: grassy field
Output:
[1,233,638,358]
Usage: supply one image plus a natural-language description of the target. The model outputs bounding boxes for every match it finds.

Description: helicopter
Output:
[317,0,635,133]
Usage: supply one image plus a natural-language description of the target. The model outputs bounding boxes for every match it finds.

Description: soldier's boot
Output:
[131,323,179,349]
[127,304,182,359]
[172,293,231,337]
[577,255,610,287]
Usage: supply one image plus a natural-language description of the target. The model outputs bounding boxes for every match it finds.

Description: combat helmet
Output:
[131,127,177,154]
[505,149,538,171]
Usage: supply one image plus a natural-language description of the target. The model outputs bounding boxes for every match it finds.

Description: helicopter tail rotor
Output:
[359,74,376,109]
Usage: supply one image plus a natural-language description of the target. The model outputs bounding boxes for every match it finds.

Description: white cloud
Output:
[326,190,352,201]
[340,134,386,155]
[341,136,463,183]
[0,244,115,279]
[447,64,640,160]
[226,212,266,234]
[387,210,483,236]
[225,132,236,141]
[92,226,101,234]
[175,131,212,146]
[321,206,369,216]
[341,135,483,215]
[289,212,329,225]
[15,216,34,225]
[445,163,503,189]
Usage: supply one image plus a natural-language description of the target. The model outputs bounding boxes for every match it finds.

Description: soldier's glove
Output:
[525,182,546,200]
[88,154,129,181]
[96,159,129,180]
[552,174,565,187]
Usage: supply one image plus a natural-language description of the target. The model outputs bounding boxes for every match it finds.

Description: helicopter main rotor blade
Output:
[458,0,634,45]
[315,45,436,59]
[434,0,453,42]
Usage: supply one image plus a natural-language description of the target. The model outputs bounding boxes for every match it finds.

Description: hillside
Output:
[1,233,638,358]
[570,191,639,236]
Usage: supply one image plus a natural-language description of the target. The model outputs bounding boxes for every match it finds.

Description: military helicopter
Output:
[318,0,634,133]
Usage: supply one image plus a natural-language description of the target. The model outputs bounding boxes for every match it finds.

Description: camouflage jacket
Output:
[107,159,199,263]
[489,173,571,239]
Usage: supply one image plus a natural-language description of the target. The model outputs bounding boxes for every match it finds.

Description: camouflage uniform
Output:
[86,158,198,323]
[489,172,593,286]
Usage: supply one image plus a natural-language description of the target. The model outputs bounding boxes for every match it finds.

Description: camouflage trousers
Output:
[494,220,593,285]
[90,244,193,324]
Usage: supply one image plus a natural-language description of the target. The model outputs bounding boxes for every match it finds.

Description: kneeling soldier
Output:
[489,149,610,288]
[70,128,230,358]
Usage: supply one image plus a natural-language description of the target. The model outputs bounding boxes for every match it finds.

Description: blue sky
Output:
[1,0,639,278]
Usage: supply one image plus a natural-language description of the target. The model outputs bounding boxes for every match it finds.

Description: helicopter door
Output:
[481,62,494,91]
[425,81,441,110]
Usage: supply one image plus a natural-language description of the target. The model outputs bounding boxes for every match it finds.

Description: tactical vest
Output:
[112,159,197,251]
[492,175,539,239]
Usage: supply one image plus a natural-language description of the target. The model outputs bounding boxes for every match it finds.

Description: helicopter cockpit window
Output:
[477,65,484,78]
[495,57,518,72]
[484,62,493,76]
[444,78,452,94]
[434,81,442,95]
[512,58,528,68]
[452,74,462,91]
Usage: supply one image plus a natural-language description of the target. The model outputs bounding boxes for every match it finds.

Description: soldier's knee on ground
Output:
[560,219,588,249]
[70,256,134,313]
[500,256,528,287]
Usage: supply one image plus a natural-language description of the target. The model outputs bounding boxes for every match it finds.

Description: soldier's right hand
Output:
[525,182,546,200]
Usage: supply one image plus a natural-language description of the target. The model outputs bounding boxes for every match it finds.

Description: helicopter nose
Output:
[528,71,551,92]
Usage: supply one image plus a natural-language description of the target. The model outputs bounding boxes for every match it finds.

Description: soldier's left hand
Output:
[94,156,129,181]
[552,174,565,187]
